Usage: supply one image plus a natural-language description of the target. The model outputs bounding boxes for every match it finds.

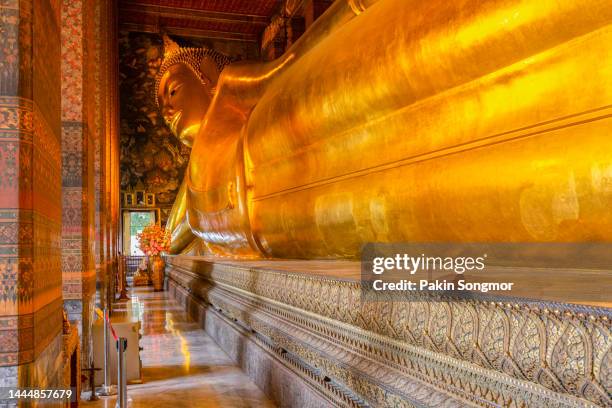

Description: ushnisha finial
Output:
[162,33,180,59]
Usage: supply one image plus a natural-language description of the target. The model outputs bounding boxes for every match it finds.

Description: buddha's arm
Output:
[165,177,195,254]
[182,0,386,254]
[210,0,382,117]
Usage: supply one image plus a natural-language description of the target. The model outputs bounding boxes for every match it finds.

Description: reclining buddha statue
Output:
[158,0,612,259]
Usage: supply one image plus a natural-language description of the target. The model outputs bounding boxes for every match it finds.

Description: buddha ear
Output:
[199,55,220,86]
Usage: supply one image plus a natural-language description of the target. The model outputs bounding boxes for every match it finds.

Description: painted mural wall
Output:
[118,31,258,223]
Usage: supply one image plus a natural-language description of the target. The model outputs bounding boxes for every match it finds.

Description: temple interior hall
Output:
[1,0,611,407]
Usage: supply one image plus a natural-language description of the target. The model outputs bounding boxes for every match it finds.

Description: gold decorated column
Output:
[0,0,64,388]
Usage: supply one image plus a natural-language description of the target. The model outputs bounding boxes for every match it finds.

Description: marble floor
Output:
[82,287,275,408]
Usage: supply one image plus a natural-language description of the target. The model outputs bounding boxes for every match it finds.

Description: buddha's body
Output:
[162,0,612,258]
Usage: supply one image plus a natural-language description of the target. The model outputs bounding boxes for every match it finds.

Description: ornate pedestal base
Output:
[150,256,165,292]
[132,269,149,286]
[166,256,611,408]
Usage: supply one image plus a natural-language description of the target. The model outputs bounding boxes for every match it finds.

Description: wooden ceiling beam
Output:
[119,1,270,26]
[119,22,259,43]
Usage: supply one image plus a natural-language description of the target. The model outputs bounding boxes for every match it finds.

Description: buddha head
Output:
[155,35,231,147]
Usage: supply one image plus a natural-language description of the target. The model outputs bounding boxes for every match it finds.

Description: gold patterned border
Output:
[167,257,611,407]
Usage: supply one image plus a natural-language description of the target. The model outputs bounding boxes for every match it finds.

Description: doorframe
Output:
[121,208,161,255]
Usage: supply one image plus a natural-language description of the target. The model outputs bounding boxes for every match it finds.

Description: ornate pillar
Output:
[60,0,96,366]
[261,15,287,61]
[287,16,305,48]
[94,0,109,311]
[303,0,333,29]
[261,0,332,60]
[103,0,120,309]
[0,0,64,389]
[93,0,119,312]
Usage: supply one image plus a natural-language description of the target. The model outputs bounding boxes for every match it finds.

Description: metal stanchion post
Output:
[116,338,128,408]
[98,308,116,396]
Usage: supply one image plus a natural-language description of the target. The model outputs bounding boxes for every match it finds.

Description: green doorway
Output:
[122,210,156,255]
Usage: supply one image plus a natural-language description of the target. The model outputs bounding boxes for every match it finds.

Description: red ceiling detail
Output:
[119,0,282,41]
[125,0,280,16]
[120,13,263,35]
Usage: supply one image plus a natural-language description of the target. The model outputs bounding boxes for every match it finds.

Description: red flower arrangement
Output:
[137,224,171,256]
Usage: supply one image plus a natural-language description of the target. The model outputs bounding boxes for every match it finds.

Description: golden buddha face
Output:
[157,62,215,147]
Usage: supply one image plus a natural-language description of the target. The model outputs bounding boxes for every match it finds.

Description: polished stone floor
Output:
[82,287,275,407]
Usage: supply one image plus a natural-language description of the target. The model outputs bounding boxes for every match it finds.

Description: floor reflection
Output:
[82,287,275,407]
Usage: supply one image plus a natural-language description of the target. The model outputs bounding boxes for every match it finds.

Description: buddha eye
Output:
[168,83,181,98]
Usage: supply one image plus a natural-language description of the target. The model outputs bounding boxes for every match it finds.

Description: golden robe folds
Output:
[166,0,612,258]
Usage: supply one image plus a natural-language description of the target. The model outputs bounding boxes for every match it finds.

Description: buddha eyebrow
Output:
[163,80,172,97]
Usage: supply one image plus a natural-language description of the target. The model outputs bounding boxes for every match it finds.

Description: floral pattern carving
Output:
[166,258,612,407]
